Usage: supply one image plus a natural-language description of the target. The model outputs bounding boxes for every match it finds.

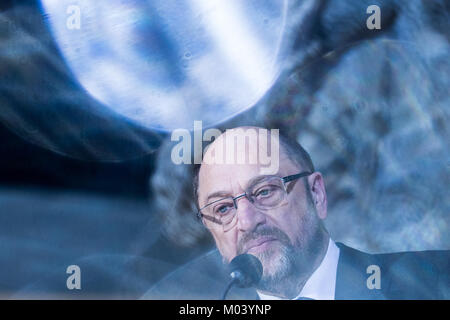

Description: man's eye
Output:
[255,187,272,197]
[214,204,232,215]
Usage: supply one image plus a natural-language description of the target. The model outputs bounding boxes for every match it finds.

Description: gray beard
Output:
[253,208,328,298]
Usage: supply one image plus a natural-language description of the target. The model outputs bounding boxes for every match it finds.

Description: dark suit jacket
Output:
[334,243,449,299]
[142,243,450,300]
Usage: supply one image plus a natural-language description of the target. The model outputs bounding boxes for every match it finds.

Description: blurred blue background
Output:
[0,0,449,299]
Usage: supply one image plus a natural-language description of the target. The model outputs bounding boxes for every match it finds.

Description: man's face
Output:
[197,131,328,287]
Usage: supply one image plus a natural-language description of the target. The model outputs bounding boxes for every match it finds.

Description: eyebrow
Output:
[205,191,232,204]
[203,175,277,206]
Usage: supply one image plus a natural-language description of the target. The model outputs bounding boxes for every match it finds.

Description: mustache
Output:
[237,225,292,254]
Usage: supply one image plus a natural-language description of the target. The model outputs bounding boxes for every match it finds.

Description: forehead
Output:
[197,147,298,204]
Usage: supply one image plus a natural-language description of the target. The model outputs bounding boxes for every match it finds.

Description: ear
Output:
[307,172,327,220]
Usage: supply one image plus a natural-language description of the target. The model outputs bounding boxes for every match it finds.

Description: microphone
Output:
[221,254,263,300]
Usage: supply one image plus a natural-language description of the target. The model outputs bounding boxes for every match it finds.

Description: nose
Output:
[235,195,266,232]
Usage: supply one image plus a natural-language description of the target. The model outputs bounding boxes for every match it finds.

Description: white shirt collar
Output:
[257,238,340,300]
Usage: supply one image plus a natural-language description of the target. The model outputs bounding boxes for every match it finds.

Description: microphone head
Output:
[228,254,263,288]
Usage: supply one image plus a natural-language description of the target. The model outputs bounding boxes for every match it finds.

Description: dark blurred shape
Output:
[0,1,162,161]
[228,254,263,288]
[142,250,256,300]
[0,122,155,197]
[0,187,157,298]
[0,0,14,11]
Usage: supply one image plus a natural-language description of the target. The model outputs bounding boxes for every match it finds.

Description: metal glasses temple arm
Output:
[282,172,313,183]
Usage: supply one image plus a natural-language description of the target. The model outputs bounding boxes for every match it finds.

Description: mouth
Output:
[244,236,278,254]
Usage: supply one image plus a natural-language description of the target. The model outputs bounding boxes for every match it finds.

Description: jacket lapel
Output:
[334,242,388,300]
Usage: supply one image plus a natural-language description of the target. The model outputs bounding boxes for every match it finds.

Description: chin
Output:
[256,245,292,280]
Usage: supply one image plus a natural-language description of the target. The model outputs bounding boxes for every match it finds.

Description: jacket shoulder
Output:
[336,243,450,299]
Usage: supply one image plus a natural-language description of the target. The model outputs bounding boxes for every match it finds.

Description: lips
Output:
[244,236,277,253]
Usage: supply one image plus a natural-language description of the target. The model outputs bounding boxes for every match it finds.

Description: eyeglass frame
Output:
[196,171,313,226]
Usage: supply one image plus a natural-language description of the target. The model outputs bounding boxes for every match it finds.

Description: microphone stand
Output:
[221,254,262,300]
[221,271,242,300]
[221,279,237,300]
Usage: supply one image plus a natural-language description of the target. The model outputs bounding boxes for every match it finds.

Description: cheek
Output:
[211,229,239,263]
[272,201,308,241]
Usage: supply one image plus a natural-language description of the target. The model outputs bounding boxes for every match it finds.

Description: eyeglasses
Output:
[197,172,313,232]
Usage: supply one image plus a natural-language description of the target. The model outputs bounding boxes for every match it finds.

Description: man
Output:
[187,126,449,300]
